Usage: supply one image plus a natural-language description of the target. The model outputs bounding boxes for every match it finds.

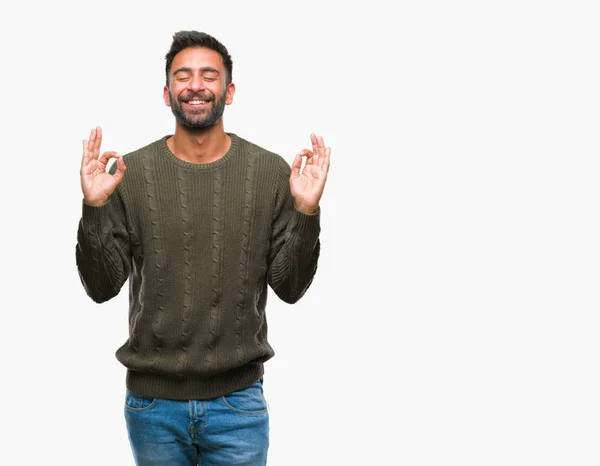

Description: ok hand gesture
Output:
[80,126,127,206]
[290,133,331,215]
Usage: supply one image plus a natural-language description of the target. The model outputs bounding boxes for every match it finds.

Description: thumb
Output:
[113,155,127,183]
[291,151,306,178]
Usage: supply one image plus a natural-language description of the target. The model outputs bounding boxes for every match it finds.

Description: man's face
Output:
[164,47,235,130]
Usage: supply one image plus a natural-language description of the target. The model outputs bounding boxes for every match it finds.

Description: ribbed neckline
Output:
[158,132,239,171]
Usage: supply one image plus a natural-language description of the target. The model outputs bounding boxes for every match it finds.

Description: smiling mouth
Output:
[184,99,210,106]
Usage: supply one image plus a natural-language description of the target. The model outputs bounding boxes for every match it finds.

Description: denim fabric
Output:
[124,379,269,465]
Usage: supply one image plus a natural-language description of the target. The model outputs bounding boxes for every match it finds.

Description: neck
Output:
[167,120,231,164]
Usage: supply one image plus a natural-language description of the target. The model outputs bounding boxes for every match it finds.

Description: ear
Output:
[163,85,171,107]
[225,82,236,105]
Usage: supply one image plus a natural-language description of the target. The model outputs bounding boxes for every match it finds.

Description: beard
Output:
[169,87,228,130]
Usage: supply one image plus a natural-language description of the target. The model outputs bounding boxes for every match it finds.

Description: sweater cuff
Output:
[81,199,111,225]
[291,206,321,239]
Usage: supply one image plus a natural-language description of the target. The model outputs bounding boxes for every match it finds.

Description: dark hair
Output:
[165,31,233,86]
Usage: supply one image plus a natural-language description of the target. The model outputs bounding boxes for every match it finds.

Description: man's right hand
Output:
[80,126,127,206]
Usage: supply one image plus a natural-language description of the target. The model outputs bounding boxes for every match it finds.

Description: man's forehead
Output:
[172,47,223,67]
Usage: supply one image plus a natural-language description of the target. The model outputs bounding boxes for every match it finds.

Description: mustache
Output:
[180,92,214,102]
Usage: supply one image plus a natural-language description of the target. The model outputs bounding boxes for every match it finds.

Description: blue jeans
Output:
[124,379,269,465]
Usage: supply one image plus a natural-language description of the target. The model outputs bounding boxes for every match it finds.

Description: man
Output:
[76,30,330,465]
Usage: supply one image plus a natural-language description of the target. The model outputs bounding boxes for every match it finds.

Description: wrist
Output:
[294,201,319,215]
[83,198,108,207]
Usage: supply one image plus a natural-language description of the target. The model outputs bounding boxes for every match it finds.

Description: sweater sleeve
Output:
[267,158,321,304]
[75,187,131,304]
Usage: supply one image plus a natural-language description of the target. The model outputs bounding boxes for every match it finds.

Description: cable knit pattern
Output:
[142,152,167,374]
[236,147,257,365]
[206,167,223,363]
[76,133,321,400]
[175,167,194,378]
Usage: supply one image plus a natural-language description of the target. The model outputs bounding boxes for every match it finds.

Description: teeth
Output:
[188,100,207,104]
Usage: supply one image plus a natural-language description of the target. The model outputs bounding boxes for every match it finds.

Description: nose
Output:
[188,73,206,92]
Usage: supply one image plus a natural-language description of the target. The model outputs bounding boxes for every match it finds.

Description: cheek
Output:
[166,85,184,101]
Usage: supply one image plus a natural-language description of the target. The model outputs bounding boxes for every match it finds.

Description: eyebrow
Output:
[172,67,221,75]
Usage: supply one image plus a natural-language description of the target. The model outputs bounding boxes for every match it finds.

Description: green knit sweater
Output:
[76,133,321,400]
